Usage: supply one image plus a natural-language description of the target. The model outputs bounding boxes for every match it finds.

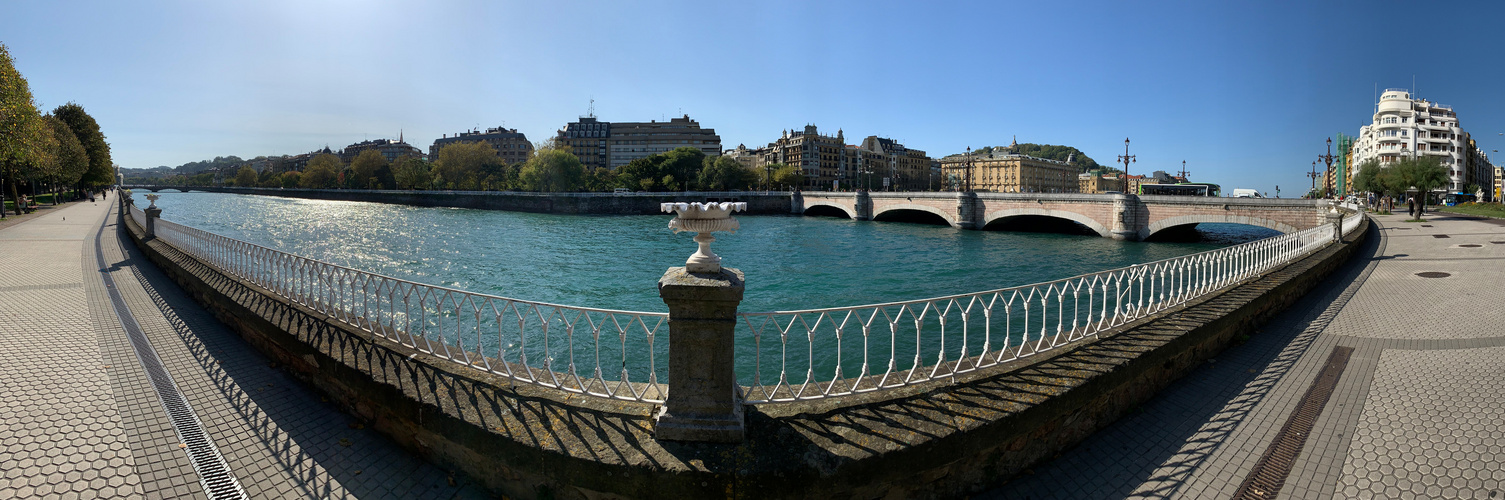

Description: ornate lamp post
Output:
[1306,161,1321,198]
[1118,138,1136,193]
[1317,137,1338,198]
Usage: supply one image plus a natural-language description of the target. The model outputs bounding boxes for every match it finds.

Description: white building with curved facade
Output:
[1351,88,1491,194]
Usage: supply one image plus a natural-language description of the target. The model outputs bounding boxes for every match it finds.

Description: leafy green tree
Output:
[234,165,257,186]
[393,156,430,189]
[615,154,667,191]
[758,163,789,190]
[0,43,47,214]
[348,149,389,189]
[1351,159,1382,197]
[300,153,341,188]
[279,171,301,188]
[697,156,757,190]
[519,146,585,192]
[432,141,501,190]
[43,115,87,204]
[1377,157,1448,206]
[51,103,112,189]
[771,164,803,190]
[659,147,706,191]
[584,167,617,192]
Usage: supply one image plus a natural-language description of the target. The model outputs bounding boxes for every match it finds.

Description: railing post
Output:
[144,193,162,239]
[656,267,745,442]
[1326,206,1343,243]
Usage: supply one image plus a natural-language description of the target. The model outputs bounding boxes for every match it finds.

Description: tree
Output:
[432,141,502,190]
[51,102,112,189]
[659,147,706,191]
[1351,159,1382,197]
[300,154,341,188]
[44,115,88,203]
[697,156,757,191]
[234,165,258,186]
[519,145,585,192]
[1377,156,1448,207]
[0,43,47,215]
[279,171,301,188]
[584,167,617,192]
[393,156,430,190]
[615,154,667,192]
[349,149,389,189]
[771,164,804,190]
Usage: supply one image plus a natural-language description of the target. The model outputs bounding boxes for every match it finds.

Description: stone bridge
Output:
[795,191,1327,241]
[122,184,194,193]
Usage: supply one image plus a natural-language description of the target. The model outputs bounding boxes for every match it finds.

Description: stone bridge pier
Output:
[796,191,1326,241]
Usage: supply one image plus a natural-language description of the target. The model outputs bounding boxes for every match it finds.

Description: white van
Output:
[1231,188,1262,198]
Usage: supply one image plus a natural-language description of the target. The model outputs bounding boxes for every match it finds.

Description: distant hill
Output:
[962,143,1117,173]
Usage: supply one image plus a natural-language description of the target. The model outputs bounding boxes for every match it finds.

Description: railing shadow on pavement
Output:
[989,219,1384,499]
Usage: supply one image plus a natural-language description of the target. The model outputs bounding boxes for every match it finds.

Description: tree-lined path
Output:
[0,199,486,499]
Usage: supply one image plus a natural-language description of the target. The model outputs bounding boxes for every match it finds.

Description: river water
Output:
[138,191,1278,313]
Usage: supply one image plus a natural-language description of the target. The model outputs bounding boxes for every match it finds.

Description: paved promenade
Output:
[0,200,486,499]
[990,212,1505,499]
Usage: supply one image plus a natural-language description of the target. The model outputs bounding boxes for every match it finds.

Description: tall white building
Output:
[1351,88,1488,193]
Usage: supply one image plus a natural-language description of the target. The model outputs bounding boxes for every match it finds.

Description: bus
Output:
[1443,192,1476,206]
[1141,183,1221,197]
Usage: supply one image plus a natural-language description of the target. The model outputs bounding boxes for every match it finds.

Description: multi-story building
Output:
[557,114,722,171]
[1463,135,1494,201]
[341,137,425,164]
[1351,88,1485,193]
[430,127,533,164]
[758,125,847,190]
[938,152,1079,193]
[859,136,932,191]
[723,144,768,171]
[284,146,336,172]
[1078,172,1126,194]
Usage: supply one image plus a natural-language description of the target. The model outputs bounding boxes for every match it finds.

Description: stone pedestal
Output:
[145,207,161,238]
[655,267,745,443]
[1110,193,1142,241]
[1326,210,1344,242]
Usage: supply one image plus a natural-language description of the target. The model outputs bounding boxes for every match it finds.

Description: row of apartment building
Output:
[722,125,937,191]
[1347,88,1495,200]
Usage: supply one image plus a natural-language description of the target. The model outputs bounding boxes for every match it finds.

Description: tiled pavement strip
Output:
[2,199,488,499]
[989,212,1505,499]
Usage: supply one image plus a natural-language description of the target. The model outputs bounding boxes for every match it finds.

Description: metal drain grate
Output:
[1233,346,1354,500]
[1433,234,1450,238]
[97,212,247,499]
[1460,244,1483,248]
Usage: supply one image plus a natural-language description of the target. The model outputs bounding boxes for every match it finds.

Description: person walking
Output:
[1407,197,1416,218]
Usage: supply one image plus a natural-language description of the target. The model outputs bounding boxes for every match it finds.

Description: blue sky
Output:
[4,0,1503,195]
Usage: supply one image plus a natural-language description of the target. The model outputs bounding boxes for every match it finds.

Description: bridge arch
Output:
[983,208,1111,237]
[803,202,855,219]
[872,203,956,226]
[1142,214,1298,240]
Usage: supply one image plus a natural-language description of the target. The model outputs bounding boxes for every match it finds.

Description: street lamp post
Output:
[1306,161,1321,198]
[1317,137,1338,199]
[1118,138,1136,193]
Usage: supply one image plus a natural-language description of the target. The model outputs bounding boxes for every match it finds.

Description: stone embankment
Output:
[123,203,1368,499]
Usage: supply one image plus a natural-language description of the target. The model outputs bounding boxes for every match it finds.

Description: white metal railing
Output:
[129,201,1363,406]
[734,210,1362,403]
[129,202,146,228]
[136,205,670,403]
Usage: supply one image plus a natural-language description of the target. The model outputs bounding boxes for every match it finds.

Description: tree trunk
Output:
[7,178,21,216]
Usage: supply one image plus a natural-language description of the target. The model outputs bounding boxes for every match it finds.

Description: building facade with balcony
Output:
[556,115,722,171]
[1351,88,1489,193]
[430,127,533,165]
[1078,172,1126,194]
[757,125,846,190]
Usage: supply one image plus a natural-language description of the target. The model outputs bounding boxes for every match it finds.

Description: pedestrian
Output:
[1407,197,1416,218]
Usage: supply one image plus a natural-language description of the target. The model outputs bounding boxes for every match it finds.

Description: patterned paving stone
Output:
[987,213,1505,499]
[1338,347,1505,500]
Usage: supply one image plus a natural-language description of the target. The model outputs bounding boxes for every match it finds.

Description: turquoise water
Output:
[137,191,1282,389]
[138,192,1276,312]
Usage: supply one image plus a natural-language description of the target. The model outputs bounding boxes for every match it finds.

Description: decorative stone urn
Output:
[145,193,160,210]
[661,202,747,273]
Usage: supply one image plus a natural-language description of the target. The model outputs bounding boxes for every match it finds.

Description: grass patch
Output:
[1437,202,1505,219]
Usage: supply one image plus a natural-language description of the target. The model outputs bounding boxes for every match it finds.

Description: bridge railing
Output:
[127,200,1363,408]
[130,204,672,404]
[733,210,1360,403]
